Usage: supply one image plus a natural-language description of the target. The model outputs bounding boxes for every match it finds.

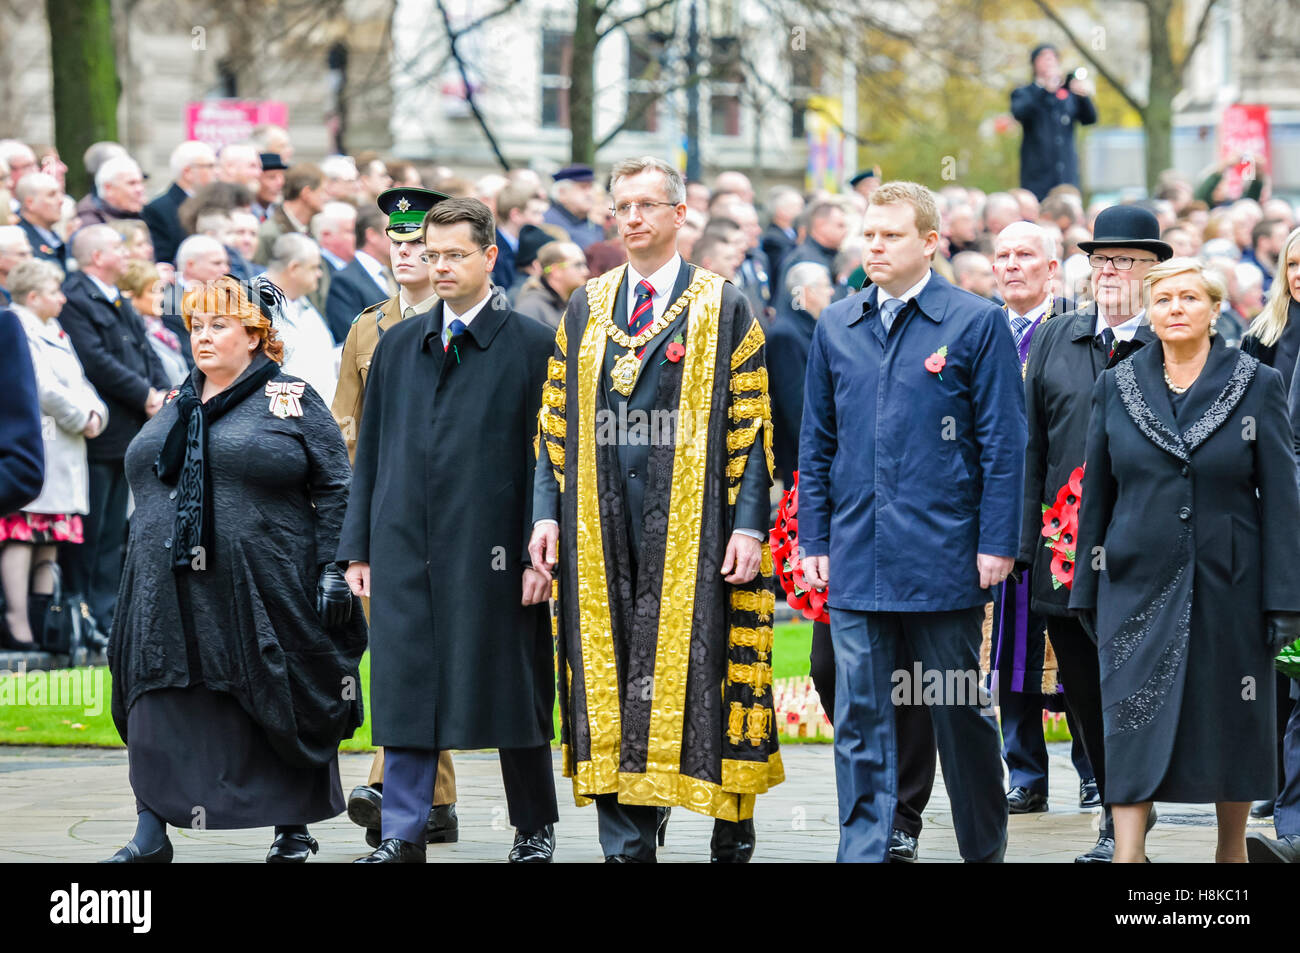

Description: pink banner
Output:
[1219,104,1270,199]
[185,100,289,150]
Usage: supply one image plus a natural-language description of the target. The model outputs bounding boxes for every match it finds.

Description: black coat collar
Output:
[420,287,514,352]
[1117,334,1256,461]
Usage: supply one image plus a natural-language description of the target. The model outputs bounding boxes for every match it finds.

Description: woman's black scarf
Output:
[155,355,280,572]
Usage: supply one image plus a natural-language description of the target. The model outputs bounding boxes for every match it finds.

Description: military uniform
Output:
[330,187,459,845]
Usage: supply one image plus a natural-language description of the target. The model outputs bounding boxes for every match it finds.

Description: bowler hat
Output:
[1078,205,1173,261]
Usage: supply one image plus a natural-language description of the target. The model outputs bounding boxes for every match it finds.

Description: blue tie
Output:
[444,318,467,351]
[880,297,903,334]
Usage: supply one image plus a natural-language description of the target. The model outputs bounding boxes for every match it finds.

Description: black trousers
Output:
[811,620,936,838]
[383,744,557,844]
[1045,614,1108,827]
[62,460,129,628]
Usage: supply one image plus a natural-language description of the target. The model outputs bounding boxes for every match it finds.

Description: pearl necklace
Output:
[1163,364,1191,394]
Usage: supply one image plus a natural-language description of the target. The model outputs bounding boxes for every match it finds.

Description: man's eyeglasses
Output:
[1088,253,1158,271]
[420,247,486,265]
[610,201,677,219]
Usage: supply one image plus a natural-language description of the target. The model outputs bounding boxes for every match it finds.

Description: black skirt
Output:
[127,685,344,829]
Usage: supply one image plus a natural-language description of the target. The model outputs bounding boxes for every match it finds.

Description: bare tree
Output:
[1031,0,1223,190]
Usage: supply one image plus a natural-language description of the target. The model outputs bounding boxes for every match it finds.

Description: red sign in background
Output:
[185,100,289,150]
[1219,104,1270,198]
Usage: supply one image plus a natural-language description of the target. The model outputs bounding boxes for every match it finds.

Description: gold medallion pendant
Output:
[611,349,641,396]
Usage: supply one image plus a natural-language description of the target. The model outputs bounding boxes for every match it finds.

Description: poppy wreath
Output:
[1041,464,1084,589]
[769,470,830,623]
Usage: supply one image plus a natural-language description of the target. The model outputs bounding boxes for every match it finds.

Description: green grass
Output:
[0,623,819,749]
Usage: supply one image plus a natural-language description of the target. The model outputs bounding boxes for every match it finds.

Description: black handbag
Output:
[32,560,84,658]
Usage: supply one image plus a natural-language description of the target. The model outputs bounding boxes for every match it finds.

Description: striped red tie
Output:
[630,279,655,358]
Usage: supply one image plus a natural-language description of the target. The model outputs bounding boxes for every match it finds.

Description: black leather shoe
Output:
[604,853,654,863]
[354,838,426,863]
[1250,799,1276,819]
[656,806,671,846]
[1246,832,1300,863]
[888,829,918,863]
[508,824,554,863]
[365,827,381,849]
[710,817,756,863]
[1006,786,1048,814]
[1075,834,1114,863]
[427,803,458,844]
[1079,778,1101,809]
[266,831,318,863]
[101,836,173,864]
[347,784,383,831]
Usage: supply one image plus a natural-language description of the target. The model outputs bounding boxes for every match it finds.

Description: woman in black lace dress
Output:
[104,276,365,863]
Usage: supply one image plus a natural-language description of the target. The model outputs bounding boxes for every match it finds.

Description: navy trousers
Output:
[811,620,936,838]
[830,606,1007,863]
[382,745,557,845]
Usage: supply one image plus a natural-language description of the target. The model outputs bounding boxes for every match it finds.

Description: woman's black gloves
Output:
[317,564,353,628]
[1266,613,1300,655]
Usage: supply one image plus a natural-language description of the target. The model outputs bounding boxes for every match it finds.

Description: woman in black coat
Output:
[1071,259,1300,862]
[105,276,365,863]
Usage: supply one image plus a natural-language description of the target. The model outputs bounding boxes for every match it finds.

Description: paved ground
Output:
[0,741,1274,863]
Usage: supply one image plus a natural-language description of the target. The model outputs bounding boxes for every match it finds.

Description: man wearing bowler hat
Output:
[253,152,290,222]
[544,164,604,250]
[1018,204,1171,861]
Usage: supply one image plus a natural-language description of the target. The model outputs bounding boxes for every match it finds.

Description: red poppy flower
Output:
[665,341,685,363]
[1052,482,1080,512]
[1050,549,1075,589]
[1067,464,1085,498]
[925,353,946,373]
[1041,503,1066,539]
[1049,530,1076,557]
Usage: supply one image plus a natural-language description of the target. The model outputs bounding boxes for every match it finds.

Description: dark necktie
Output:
[444,318,467,352]
[630,278,655,358]
[1097,326,1115,358]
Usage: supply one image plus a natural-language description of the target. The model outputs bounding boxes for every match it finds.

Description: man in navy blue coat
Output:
[799,181,1025,863]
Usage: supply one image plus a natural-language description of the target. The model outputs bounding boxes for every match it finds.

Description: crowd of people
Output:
[0,117,1297,865]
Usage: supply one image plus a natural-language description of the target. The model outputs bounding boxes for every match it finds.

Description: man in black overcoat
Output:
[338,198,559,864]
[57,225,170,629]
[1010,44,1098,200]
[1019,206,1170,861]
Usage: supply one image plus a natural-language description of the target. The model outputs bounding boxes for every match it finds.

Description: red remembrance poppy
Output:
[665,341,685,363]
[1068,464,1085,498]
[1050,549,1075,588]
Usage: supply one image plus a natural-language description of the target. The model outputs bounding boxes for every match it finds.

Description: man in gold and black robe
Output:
[529,156,783,863]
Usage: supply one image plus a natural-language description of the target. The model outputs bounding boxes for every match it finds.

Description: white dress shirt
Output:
[877,269,932,324]
[87,273,120,304]
[277,296,339,406]
[1095,309,1147,342]
[441,288,494,343]
[354,250,392,293]
[626,255,683,329]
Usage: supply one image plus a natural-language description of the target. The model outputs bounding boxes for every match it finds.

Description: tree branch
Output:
[1029,0,1146,116]
[434,0,511,171]
[596,0,678,40]
[1175,0,1222,73]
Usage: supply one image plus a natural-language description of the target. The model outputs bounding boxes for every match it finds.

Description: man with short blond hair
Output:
[800,180,1024,863]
